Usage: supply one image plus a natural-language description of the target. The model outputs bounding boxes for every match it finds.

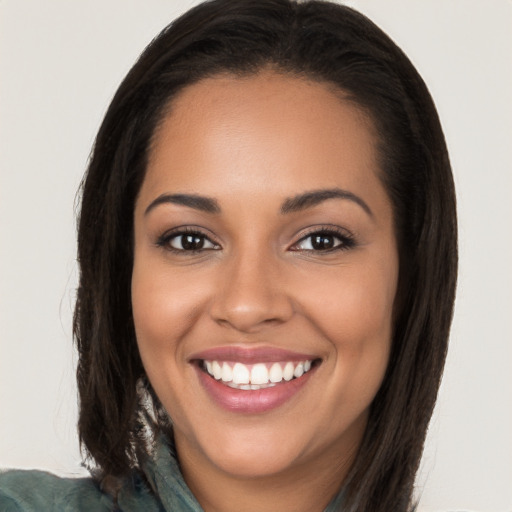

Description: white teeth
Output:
[221,362,233,382]
[283,362,294,381]
[212,361,222,380]
[269,362,283,383]
[203,359,315,388]
[251,363,269,385]
[232,362,250,385]
[226,381,276,390]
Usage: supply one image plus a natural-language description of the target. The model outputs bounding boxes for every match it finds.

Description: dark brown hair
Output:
[74,1,457,510]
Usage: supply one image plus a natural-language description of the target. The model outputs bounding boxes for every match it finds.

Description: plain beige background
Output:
[1,1,511,510]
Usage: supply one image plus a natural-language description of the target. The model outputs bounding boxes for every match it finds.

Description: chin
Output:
[205,435,306,479]
[173,415,311,479]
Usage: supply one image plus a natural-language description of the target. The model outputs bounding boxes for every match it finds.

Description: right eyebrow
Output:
[280,188,373,218]
[144,193,221,216]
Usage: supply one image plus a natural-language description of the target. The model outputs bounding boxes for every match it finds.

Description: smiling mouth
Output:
[199,359,320,390]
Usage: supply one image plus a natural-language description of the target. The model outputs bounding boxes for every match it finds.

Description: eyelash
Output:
[290,227,356,253]
[156,227,220,254]
[156,226,356,255]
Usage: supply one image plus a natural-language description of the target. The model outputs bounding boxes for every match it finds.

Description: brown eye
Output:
[310,234,336,250]
[166,232,218,251]
[175,234,205,250]
[292,229,355,252]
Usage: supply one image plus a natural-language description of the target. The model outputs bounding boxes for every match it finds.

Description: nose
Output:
[210,251,294,333]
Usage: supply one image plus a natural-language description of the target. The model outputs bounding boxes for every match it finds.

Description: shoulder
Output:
[0,469,113,512]
[0,468,167,512]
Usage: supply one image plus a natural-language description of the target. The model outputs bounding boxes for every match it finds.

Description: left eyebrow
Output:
[280,188,373,218]
[144,193,221,216]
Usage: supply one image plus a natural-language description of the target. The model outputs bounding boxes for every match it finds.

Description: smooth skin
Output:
[132,70,399,512]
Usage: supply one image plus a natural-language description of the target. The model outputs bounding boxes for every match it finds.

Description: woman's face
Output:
[132,71,398,482]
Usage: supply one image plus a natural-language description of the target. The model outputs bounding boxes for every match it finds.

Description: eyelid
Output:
[289,225,356,252]
[170,234,217,250]
[156,226,221,252]
[155,224,355,254]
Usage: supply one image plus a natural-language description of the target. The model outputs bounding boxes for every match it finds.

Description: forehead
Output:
[142,70,386,210]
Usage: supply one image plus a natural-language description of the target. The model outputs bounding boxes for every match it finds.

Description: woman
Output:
[0,0,457,511]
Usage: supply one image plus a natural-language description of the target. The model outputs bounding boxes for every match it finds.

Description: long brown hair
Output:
[74,1,457,510]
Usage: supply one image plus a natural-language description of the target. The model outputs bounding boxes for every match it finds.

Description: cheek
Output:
[299,262,396,346]
[130,263,206,423]
[294,254,398,400]
[132,259,205,337]
[131,261,203,373]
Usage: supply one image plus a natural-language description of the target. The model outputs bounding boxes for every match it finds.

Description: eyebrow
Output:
[144,193,221,215]
[144,187,372,218]
[280,188,373,217]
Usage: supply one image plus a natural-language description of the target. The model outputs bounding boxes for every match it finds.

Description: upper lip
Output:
[189,346,319,364]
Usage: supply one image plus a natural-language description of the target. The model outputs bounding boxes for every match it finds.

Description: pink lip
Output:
[195,366,317,414]
[189,346,317,364]
[190,346,320,414]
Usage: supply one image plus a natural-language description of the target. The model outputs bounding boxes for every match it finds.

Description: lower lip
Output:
[195,364,317,414]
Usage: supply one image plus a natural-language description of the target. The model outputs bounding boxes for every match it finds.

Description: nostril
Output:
[208,257,295,332]
[213,313,288,333]
[210,286,294,332]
